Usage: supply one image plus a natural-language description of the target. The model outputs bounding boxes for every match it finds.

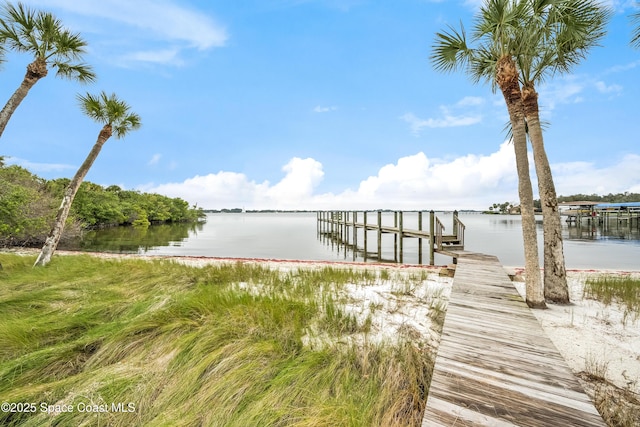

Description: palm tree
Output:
[34,92,141,267]
[432,0,546,308]
[0,2,96,139]
[516,0,609,303]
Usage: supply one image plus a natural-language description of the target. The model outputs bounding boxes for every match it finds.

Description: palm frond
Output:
[503,117,551,142]
[468,43,499,89]
[1,2,93,81]
[520,0,611,85]
[49,29,89,61]
[0,43,6,68]
[78,91,142,139]
[113,114,142,139]
[631,6,640,49]
[77,92,108,123]
[54,62,97,83]
[0,2,37,53]
[430,23,472,73]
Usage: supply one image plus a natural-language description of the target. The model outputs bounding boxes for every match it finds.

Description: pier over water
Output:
[317,210,465,265]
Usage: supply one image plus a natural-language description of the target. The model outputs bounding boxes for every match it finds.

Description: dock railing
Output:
[435,216,445,250]
[317,210,464,265]
[453,213,465,247]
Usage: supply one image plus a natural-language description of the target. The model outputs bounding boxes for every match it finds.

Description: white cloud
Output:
[146,143,522,210]
[595,81,623,95]
[121,49,184,67]
[5,157,75,173]
[401,96,484,135]
[146,145,640,211]
[605,59,640,74]
[23,0,227,66]
[146,140,640,212]
[313,105,338,113]
[456,96,484,107]
[148,154,162,166]
[400,111,481,135]
[537,77,585,111]
[265,158,324,202]
[552,154,640,196]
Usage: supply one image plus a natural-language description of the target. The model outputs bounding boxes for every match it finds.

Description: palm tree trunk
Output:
[0,57,48,140]
[497,57,545,308]
[522,84,570,303]
[34,125,112,267]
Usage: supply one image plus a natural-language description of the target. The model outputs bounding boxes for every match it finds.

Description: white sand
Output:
[510,269,640,396]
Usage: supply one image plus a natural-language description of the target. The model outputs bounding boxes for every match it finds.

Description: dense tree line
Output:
[0,162,204,247]
[556,193,640,203]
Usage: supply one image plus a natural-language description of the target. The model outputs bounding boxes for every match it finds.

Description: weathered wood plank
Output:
[422,254,605,427]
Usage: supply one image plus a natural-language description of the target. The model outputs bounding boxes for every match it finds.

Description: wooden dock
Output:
[317,210,465,265]
[422,254,605,427]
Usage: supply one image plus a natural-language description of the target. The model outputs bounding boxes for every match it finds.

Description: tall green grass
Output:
[0,254,444,426]
[584,275,640,323]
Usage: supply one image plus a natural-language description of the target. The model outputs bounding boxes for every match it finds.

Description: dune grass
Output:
[584,275,640,323]
[0,253,444,426]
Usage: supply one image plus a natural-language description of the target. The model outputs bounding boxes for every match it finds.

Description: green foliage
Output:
[0,165,57,246]
[0,254,442,426]
[556,192,640,203]
[0,164,204,247]
[585,275,640,323]
[487,201,515,214]
[77,91,141,138]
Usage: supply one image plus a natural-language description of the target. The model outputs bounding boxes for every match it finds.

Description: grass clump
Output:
[0,253,443,426]
[584,275,640,323]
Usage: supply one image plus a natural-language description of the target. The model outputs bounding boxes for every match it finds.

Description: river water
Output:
[62,212,640,270]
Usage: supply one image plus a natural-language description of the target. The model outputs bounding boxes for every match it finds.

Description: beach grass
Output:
[0,253,444,426]
[584,275,640,323]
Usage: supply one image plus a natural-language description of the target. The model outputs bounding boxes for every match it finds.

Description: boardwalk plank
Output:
[422,254,605,427]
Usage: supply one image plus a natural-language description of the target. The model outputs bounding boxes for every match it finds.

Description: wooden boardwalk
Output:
[422,254,605,427]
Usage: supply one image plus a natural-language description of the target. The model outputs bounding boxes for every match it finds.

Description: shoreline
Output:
[3,248,640,274]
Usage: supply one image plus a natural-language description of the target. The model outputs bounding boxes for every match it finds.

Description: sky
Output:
[2,0,639,211]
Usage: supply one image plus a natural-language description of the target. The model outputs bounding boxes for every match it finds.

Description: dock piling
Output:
[317,210,465,265]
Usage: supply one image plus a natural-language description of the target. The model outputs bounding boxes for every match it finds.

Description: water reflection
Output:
[61,222,204,253]
[565,222,640,242]
[62,213,640,269]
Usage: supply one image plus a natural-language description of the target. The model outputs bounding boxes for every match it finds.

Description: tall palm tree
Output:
[516,0,609,302]
[34,92,141,267]
[432,0,546,308]
[0,2,96,139]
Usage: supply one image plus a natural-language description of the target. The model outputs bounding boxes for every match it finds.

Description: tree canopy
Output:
[0,163,204,247]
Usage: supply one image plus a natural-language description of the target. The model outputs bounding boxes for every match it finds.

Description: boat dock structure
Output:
[560,201,640,227]
[422,252,605,426]
[316,210,465,265]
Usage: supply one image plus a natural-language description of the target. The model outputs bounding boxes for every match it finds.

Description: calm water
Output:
[63,212,640,270]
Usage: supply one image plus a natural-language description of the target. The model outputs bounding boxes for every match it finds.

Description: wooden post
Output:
[399,211,404,263]
[377,211,382,261]
[429,210,435,266]
[453,210,459,239]
[418,211,423,265]
[352,211,357,261]
[363,211,368,261]
[452,210,459,265]
[394,211,398,262]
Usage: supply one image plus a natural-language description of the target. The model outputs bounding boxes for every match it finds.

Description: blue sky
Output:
[2,0,639,210]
